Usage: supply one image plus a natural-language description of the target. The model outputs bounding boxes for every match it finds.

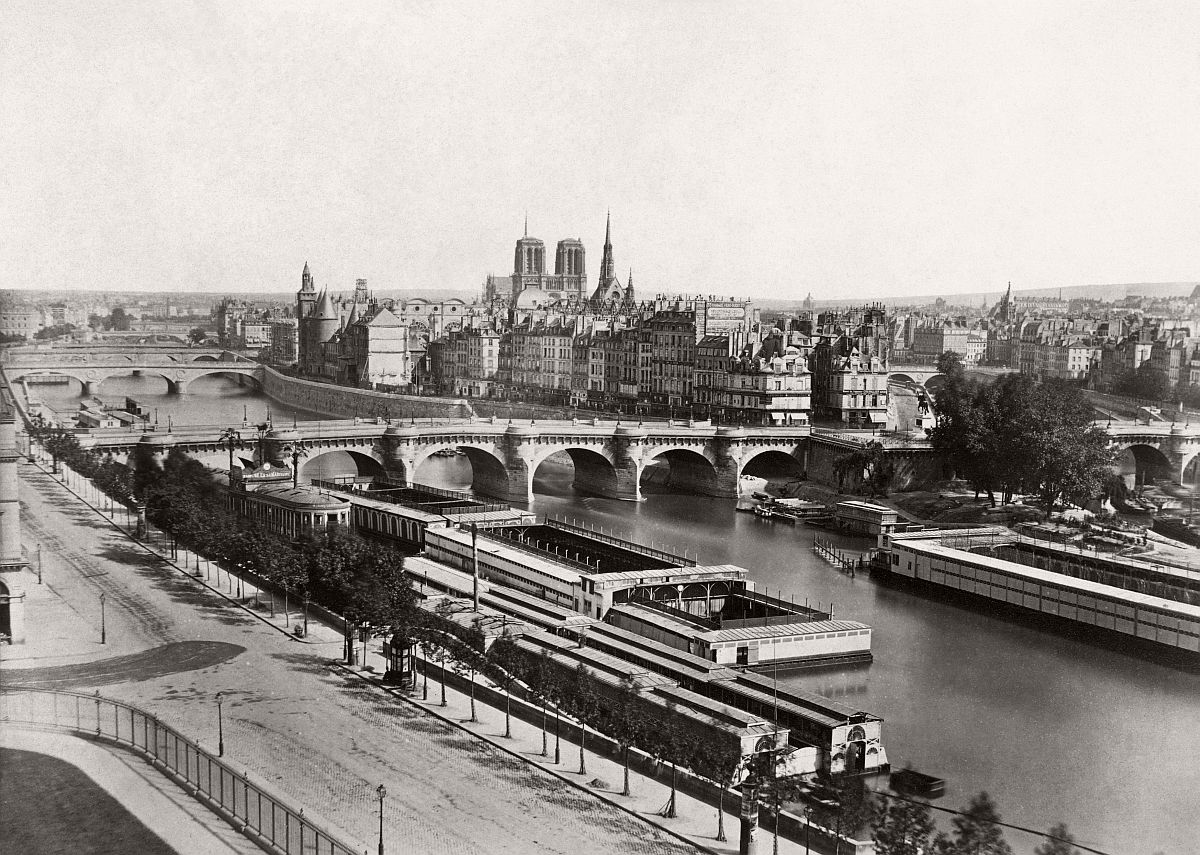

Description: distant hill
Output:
[759,281,1200,312]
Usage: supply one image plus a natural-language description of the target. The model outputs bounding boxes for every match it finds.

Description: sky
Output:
[2,1,1199,301]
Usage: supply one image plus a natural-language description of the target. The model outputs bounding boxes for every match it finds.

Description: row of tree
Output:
[872,788,1087,854]
[930,354,1113,514]
[29,419,1085,854]
[32,420,418,638]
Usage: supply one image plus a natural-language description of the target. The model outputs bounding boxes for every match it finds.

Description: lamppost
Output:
[36,542,42,584]
[215,692,225,757]
[288,445,308,489]
[99,592,106,644]
[376,784,387,855]
[220,428,243,478]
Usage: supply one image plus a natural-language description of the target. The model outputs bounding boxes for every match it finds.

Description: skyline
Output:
[3,2,1199,299]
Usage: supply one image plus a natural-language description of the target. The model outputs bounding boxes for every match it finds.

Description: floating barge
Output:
[889,768,946,799]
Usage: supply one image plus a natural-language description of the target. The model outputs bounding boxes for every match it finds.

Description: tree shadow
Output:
[89,545,259,628]
[6,641,247,689]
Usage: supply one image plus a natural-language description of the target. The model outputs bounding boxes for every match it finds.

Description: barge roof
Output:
[895,540,1200,618]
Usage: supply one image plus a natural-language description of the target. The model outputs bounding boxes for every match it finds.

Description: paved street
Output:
[1,461,824,855]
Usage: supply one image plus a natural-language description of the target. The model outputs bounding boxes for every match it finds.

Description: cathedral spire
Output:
[599,211,615,286]
[524,212,528,237]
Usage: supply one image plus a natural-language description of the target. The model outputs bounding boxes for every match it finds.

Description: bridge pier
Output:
[166,378,188,395]
[82,380,100,397]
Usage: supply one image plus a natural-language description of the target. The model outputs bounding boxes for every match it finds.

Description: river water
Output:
[39,376,1200,855]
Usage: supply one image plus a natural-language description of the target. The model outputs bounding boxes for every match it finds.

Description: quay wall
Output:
[260,368,614,423]
[260,367,474,420]
[807,435,947,493]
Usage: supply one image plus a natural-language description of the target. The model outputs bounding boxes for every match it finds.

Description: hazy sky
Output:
[3,1,1199,300]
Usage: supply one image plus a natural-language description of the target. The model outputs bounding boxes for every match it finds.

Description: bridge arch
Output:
[888,373,918,385]
[531,447,622,499]
[412,443,516,501]
[642,446,722,496]
[923,374,947,392]
[173,367,263,394]
[303,448,387,483]
[10,370,89,395]
[1113,442,1176,488]
[739,448,806,481]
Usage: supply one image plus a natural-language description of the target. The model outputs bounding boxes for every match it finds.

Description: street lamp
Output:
[288,445,309,489]
[220,428,243,478]
[36,542,42,584]
[99,592,106,644]
[376,784,387,855]
[216,692,225,757]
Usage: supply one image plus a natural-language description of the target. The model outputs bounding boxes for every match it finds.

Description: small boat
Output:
[889,768,946,800]
[754,505,797,523]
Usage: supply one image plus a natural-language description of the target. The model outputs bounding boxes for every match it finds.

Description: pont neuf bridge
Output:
[7,346,1200,497]
[68,418,812,503]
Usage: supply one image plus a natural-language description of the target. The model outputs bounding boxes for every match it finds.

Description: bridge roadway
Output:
[77,417,812,503]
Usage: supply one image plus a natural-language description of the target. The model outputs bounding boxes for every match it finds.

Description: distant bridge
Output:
[1,348,259,396]
[73,418,811,503]
[886,365,946,390]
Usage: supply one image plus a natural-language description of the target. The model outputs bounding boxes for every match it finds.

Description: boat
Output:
[754,505,796,523]
[889,768,946,800]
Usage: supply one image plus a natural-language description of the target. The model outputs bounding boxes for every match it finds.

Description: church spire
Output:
[599,211,615,286]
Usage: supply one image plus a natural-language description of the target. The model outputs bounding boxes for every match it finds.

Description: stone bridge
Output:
[1105,421,1200,485]
[887,365,946,390]
[0,348,258,396]
[74,418,811,503]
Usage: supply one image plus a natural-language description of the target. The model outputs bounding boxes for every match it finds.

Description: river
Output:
[39,376,1200,855]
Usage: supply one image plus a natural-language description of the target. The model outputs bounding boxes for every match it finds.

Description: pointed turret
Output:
[315,287,337,319]
[624,268,635,304]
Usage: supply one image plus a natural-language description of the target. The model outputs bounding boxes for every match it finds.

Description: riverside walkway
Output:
[2,455,843,855]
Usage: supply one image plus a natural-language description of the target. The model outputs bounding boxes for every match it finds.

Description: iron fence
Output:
[0,688,359,855]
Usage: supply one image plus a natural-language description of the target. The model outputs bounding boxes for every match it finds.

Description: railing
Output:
[0,688,359,855]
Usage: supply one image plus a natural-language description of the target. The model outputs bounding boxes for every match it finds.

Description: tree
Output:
[932,373,1112,514]
[939,791,1012,855]
[936,350,966,378]
[872,792,935,855]
[109,307,131,331]
[421,599,456,707]
[1116,362,1170,401]
[485,633,522,738]
[834,441,895,497]
[1033,823,1080,855]
[448,620,487,723]
[691,739,744,842]
[188,326,208,345]
[605,675,646,797]
[563,663,600,776]
[35,323,75,340]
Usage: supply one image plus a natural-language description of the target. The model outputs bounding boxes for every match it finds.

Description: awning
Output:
[868,411,887,423]
[770,412,787,421]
